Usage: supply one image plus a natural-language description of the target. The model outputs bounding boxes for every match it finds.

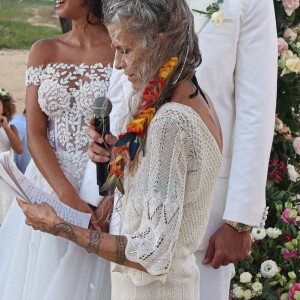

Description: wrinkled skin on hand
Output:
[18,200,61,233]
[86,118,117,164]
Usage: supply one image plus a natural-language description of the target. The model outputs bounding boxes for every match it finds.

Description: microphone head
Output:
[92,97,113,118]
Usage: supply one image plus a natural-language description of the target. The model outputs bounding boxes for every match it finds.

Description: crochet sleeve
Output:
[25,66,43,86]
[124,114,189,277]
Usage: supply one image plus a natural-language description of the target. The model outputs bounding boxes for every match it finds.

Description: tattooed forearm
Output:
[87,231,102,254]
[115,235,126,265]
[48,223,77,244]
[46,223,142,270]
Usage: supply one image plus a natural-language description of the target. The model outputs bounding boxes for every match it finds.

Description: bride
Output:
[0,0,113,299]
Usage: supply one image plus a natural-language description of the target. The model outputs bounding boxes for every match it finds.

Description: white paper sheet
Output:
[0,151,91,228]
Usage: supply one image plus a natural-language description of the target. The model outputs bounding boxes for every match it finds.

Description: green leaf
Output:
[116,177,125,195]
[99,174,118,193]
[138,136,145,156]
[192,9,208,15]
[290,224,298,236]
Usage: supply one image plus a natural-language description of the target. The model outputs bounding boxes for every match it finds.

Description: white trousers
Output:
[196,250,234,300]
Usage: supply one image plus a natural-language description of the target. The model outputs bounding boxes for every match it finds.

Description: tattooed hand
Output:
[17,200,61,232]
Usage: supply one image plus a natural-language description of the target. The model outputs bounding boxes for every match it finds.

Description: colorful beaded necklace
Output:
[100,57,179,194]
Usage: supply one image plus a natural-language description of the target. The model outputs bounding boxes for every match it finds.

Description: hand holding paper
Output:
[0,151,91,228]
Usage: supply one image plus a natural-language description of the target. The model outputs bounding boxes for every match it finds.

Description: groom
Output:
[87,0,277,298]
[187,0,277,298]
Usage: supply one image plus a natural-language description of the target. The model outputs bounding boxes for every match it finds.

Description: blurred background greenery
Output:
[0,0,61,49]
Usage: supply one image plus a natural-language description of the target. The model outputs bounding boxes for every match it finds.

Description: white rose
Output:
[233,286,244,299]
[240,272,253,283]
[279,50,295,76]
[266,227,282,239]
[286,55,300,73]
[280,293,289,300]
[287,164,300,182]
[297,42,300,48]
[282,0,300,16]
[260,260,279,278]
[280,50,295,63]
[252,282,263,292]
[251,228,266,240]
[244,289,253,300]
[211,10,224,26]
[293,137,300,155]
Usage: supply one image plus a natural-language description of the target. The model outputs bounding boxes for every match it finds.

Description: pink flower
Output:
[280,208,297,224]
[278,37,289,56]
[285,133,293,141]
[283,28,298,41]
[282,0,300,16]
[284,232,293,242]
[268,159,288,181]
[281,208,291,224]
[283,248,298,260]
[293,137,300,155]
[268,170,283,181]
[269,159,279,168]
[288,283,300,299]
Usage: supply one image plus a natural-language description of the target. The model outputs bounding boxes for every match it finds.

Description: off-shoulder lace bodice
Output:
[115,103,222,299]
[25,63,112,189]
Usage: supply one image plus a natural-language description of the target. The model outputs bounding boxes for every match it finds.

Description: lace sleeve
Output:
[25,66,43,86]
[124,113,189,277]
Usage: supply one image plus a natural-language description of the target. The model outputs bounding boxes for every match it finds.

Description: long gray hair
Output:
[103,0,201,107]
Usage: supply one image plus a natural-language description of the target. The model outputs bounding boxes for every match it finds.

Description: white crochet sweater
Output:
[112,103,222,300]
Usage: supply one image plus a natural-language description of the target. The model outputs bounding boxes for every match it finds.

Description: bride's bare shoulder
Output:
[27,35,64,68]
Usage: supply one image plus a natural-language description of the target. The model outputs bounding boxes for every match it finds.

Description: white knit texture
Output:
[113,102,222,300]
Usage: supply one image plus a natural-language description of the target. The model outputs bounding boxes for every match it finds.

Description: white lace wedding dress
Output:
[0,128,13,224]
[0,63,112,300]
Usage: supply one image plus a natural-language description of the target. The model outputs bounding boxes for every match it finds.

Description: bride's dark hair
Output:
[85,0,105,24]
[59,0,105,33]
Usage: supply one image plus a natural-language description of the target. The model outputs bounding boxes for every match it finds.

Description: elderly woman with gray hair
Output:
[19,0,223,298]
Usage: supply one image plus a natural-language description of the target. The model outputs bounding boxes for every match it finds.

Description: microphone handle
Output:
[95,116,110,196]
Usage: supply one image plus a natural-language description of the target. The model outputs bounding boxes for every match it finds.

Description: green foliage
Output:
[0,1,61,49]
[0,21,60,49]
[231,2,300,300]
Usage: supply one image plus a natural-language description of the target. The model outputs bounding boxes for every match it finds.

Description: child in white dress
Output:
[0,87,23,224]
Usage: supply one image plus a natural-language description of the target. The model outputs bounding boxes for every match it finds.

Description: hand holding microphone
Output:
[91,97,114,196]
[87,130,116,161]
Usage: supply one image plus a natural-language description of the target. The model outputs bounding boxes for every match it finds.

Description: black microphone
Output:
[92,97,113,196]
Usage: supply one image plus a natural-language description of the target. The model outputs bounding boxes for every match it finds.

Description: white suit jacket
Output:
[82,0,277,250]
[189,0,277,249]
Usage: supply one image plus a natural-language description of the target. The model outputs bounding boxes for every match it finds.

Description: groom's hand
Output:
[202,223,251,269]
